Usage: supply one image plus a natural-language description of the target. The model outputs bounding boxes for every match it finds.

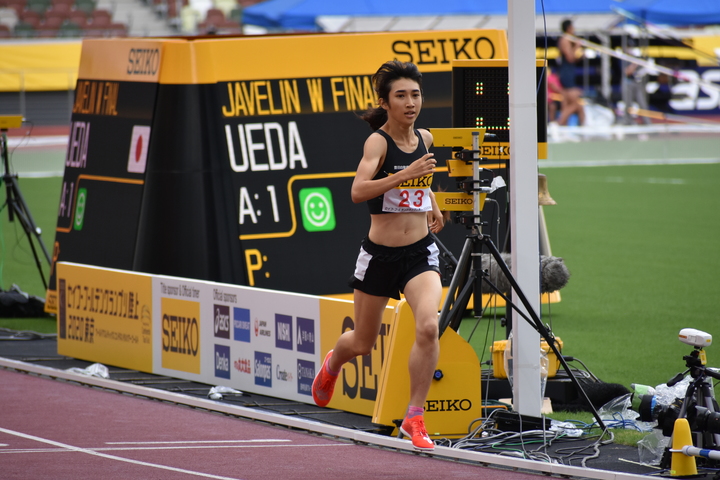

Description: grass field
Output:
[0,175,60,300]
[1,138,719,396]
[541,162,720,390]
[460,160,720,391]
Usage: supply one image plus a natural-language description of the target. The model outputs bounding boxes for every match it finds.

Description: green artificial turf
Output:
[541,163,720,390]
[0,317,56,334]
[0,176,61,298]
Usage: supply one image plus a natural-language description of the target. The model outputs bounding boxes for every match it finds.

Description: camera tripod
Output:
[1,126,52,290]
[669,348,720,450]
[434,129,607,431]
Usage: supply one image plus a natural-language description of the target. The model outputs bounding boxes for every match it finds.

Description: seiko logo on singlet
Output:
[392,173,433,189]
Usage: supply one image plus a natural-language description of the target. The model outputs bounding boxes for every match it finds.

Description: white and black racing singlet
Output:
[367,129,433,215]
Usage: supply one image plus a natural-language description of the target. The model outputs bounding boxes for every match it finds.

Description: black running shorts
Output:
[348,234,440,300]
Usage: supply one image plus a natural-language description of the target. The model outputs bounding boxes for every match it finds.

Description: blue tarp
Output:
[612,0,720,27]
[243,0,617,30]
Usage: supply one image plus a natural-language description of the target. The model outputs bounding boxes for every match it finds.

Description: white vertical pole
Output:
[508,0,542,416]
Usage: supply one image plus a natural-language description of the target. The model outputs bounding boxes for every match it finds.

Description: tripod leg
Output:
[438,236,473,337]
[446,271,478,332]
[9,199,48,290]
[480,234,608,431]
[429,231,458,268]
[10,178,51,264]
[698,382,720,447]
[1,133,13,223]
[2,174,50,290]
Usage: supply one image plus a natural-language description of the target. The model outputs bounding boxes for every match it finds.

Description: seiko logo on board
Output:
[127,48,160,75]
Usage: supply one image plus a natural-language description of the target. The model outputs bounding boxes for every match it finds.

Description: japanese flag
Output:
[127,125,151,173]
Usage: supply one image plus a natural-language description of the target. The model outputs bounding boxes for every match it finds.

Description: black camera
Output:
[638,394,720,437]
[688,406,720,435]
[637,394,682,437]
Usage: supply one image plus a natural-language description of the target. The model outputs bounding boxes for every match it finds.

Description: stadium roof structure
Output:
[613,0,720,27]
[242,0,623,32]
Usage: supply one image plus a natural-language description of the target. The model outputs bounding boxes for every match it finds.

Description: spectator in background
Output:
[547,67,563,123]
[649,72,673,113]
[622,42,652,126]
[556,19,585,126]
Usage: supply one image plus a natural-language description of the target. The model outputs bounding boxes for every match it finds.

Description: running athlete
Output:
[311,60,444,452]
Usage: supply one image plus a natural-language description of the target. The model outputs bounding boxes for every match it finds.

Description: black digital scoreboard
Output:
[450,59,547,251]
[452,59,547,154]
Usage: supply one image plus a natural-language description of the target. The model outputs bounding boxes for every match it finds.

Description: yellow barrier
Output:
[0,41,82,91]
[373,299,482,439]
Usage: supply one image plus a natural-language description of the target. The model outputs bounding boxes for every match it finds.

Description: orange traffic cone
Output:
[670,418,697,477]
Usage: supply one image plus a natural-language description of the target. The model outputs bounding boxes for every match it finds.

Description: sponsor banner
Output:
[213,304,231,339]
[58,263,416,413]
[215,344,231,379]
[155,277,206,378]
[57,262,152,372]
[160,296,201,374]
[254,351,273,388]
[667,67,720,114]
[152,274,323,403]
[296,358,315,397]
[233,306,251,342]
[318,297,395,416]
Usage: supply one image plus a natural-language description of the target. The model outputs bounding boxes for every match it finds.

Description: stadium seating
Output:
[67,9,86,26]
[12,19,35,36]
[1,0,127,37]
[197,6,240,34]
[1,0,28,15]
[25,0,50,14]
[1,0,258,36]
[72,0,95,14]
[57,18,82,35]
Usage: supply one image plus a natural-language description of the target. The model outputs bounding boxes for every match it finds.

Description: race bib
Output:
[381,173,433,213]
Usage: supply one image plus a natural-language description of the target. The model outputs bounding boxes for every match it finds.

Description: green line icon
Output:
[73,188,87,231]
[299,187,336,232]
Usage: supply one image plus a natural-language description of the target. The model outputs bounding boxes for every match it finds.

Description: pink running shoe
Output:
[312,350,338,407]
[400,415,435,451]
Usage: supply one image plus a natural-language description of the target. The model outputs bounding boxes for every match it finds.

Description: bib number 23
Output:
[399,189,424,208]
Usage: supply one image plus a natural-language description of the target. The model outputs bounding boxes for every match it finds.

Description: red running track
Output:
[0,369,551,480]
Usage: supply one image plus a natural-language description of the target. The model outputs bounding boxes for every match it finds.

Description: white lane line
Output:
[0,427,246,480]
[0,442,355,454]
[105,439,291,445]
